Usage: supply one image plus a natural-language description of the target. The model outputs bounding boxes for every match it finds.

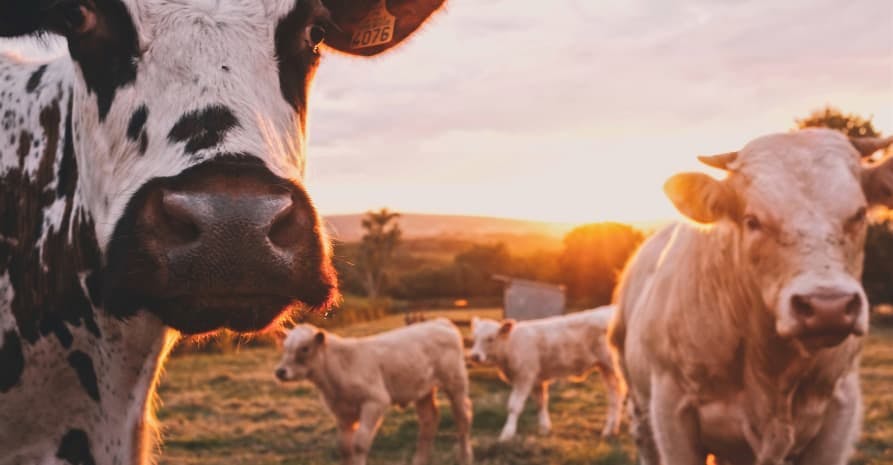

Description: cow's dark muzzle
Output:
[103,155,338,334]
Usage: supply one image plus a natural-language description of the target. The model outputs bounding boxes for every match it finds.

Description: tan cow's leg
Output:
[630,399,661,465]
[598,363,624,438]
[650,375,706,465]
[412,390,440,465]
[793,373,862,465]
[444,385,474,465]
[499,379,534,442]
[352,401,386,465]
[533,382,552,435]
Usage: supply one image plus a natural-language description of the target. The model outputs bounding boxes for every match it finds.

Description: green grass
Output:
[156,313,893,465]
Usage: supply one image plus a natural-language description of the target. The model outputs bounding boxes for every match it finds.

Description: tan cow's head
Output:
[468,316,514,364]
[274,324,326,382]
[665,129,893,350]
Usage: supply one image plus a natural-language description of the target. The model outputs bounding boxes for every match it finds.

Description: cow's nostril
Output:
[791,295,813,318]
[275,368,287,380]
[268,197,308,249]
[844,294,861,316]
[159,190,200,243]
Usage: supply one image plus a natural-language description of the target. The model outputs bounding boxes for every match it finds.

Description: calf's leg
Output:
[499,379,534,442]
[794,372,862,465]
[352,401,387,465]
[337,420,358,465]
[444,384,474,465]
[533,382,552,435]
[412,390,440,465]
[598,363,624,437]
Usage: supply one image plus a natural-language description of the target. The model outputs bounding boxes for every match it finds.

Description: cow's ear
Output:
[0,2,97,38]
[499,320,515,336]
[862,155,893,207]
[322,0,445,56]
[314,331,327,345]
[665,173,740,224]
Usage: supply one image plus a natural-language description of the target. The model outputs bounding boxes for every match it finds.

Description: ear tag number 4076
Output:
[351,0,396,49]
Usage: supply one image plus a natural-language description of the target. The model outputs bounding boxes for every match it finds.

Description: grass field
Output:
[156,310,893,465]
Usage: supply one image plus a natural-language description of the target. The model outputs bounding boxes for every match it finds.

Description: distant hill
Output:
[323,213,574,244]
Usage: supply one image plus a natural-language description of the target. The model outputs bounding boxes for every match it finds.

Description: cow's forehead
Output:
[123,0,299,24]
[732,130,865,217]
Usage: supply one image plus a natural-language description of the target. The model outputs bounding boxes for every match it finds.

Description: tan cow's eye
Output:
[744,214,762,232]
[301,345,311,354]
[846,207,867,229]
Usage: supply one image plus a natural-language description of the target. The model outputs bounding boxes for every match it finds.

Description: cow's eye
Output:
[300,346,310,354]
[52,4,97,37]
[485,336,494,343]
[307,24,327,52]
[744,214,762,232]
[846,207,867,229]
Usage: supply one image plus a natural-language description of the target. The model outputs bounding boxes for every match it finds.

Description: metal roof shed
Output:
[493,275,566,321]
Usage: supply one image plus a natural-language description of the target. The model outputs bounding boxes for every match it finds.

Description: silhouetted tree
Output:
[358,208,402,299]
[795,106,881,138]
[559,223,645,307]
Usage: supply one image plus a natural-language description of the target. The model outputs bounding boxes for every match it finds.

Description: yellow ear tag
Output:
[350,0,396,49]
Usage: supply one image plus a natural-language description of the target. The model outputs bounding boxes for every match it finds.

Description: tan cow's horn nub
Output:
[697,151,738,170]
[850,136,893,157]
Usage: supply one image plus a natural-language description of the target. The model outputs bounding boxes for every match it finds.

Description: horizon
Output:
[2,0,890,224]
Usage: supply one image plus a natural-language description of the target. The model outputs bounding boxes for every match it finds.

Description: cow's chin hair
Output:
[152,295,297,335]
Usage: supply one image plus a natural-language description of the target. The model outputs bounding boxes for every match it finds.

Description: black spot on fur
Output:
[26,65,47,93]
[67,350,100,402]
[167,105,240,154]
[0,331,25,392]
[1,91,103,348]
[275,3,319,121]
[66,0,140,121]
[56,429,96,465]
[126,104,148,141]
[139,132,148,155]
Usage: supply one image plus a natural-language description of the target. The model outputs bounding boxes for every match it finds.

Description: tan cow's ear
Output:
[850,136,893,158]
[862,155,893,207]
[314,331,327,345]
[664,173,739,224]
[697,152,738,170]
[322,0,445,56]
[499,320,515,336]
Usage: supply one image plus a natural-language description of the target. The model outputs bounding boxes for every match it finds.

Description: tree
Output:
[559,223,645,307]
[454,243,512,297]
[358,208,402,299]
[795,106,881,138]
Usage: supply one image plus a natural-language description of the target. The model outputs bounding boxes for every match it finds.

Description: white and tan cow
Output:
[0,1,448,463]
[469,306,624,441]
[275,318,473,465]
[610,129,893,465]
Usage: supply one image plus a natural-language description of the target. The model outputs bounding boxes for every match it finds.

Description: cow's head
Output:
[1,0,445,334]
[274,324,325,382]
[468,316,514,364]
[665,129,893,350]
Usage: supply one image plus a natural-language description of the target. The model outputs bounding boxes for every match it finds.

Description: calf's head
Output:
[665,129,893,349]
[468,317,514,364]
[2,0,445,334]
[274,324,325,381]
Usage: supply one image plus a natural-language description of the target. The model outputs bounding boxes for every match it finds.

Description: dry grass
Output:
[156,313,893,465]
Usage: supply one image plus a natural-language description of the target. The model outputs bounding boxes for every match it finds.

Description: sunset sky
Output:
[4,0,892,224]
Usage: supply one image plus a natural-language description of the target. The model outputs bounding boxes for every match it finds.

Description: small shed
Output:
[493,275,566,321]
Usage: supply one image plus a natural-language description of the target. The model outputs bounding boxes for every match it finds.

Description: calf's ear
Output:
[322,0,445,56]
[499,320,515,336]
[314,331,327,345]
[664,172,739,224]
[862,155,893,207]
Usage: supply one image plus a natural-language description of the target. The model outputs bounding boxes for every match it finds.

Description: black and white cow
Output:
[0,0,445,463]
